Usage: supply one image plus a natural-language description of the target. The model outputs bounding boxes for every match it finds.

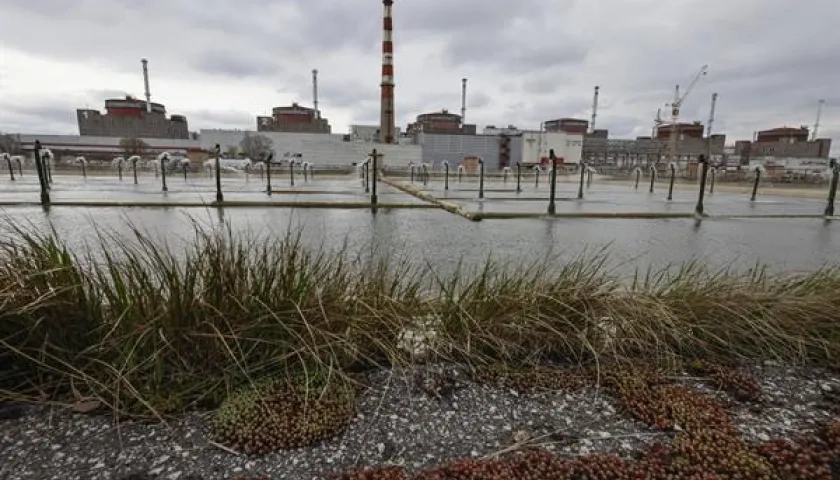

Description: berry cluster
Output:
[473,365,587,393]
[688,360,763,402]
[212,374,357,454]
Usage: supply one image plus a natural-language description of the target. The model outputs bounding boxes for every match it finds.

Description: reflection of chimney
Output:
[141,58,151,113]
[379,0,396,144]
[312,69,320,119]
[461,78,467,126]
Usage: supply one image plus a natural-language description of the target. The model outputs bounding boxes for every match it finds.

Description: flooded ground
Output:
[0,171,837,276]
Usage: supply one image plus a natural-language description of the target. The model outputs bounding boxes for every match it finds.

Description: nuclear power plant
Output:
[8,1,828,171]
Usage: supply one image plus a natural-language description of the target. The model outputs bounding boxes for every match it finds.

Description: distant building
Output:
[736,126,831,160]
[483,125,522,136]
[582,129,727,167]
[655,122,705,141]
[257,103,331,134]
[77,96,189,139]
[406,110,476,136]
[544,118,589,135]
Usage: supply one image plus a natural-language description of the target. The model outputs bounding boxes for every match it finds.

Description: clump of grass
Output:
[1,217,840,419]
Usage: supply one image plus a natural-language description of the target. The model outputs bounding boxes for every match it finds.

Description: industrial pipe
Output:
[667,162,676,201]
[478,157,485,199]
[34,141,50,205]
[516,162,522,194]
[534,166,541,188]
[422,163,428,186]
[750,166,761,202]
[443,161,449,191]
[128,155,140,185]
[15,157,22,176]
[548,149,558,214]
[577,163,586,199]
[458,165,464,183]
[309,162,315,180]
[265,154,273,196]
[214,144,223,203]
[290,159,296,187]
[649,164,656,193]
[709,167,717,195]
[503,167,510,184]
[158,152,169,192]
[364,161,370,193]
[77,156,87,180]
[634,167,642,190]
[587,167,594,188]
[302,162,309,182]
[43,149,53,185]
[825,162,839,217]
[3,153,14,181]
[695,155,709,217]
[115,157,124,181]
[410,163,415,183]
[182,161,188,181]
[371,150,379,212]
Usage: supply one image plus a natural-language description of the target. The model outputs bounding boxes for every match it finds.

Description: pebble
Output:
[0,364,836,479]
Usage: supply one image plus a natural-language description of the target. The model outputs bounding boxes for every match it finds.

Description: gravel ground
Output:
[1,364,837,480]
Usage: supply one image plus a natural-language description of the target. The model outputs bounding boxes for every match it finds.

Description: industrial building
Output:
[199,129,421,168]
[734,127,832,160]
[406,110,477,136]
[348,124,403,143]
[654,122,706,141]
[544,118,589,135]
[76,96,190,139]
[257,103,331,134]
[582,131,726,167]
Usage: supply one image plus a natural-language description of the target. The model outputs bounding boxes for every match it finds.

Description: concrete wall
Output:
[418,133,507,170]
[520,131,583,165]
[199,129,421,168]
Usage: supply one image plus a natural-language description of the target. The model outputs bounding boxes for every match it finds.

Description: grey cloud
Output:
[182,109,254,130]
[1,0,839,157]
[191,50,281,78]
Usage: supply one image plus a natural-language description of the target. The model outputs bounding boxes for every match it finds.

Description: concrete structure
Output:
[583,132,726,167]
[407,110,476,136]
[13,133,201,162]
[418,133,520,171]
[77,96,190,139]
[521,131,583,166]
[655,122,705,141]
[349,124,403,143]
[257,103,331,133]
[379,0,396,144]
[200,129,421,168]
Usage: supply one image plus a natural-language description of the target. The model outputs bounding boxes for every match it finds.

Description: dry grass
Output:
[1,219,839,417]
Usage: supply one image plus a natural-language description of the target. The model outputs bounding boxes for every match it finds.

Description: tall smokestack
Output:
[461,78,467,126]
[379,0,396,144]
[141,58,152,113]
[312,69,320,119]
[590,86,600,134]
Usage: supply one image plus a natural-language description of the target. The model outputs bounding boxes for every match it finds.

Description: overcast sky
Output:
[1,0,838,154]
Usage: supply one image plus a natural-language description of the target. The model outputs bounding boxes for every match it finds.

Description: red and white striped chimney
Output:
[379,0,396,144]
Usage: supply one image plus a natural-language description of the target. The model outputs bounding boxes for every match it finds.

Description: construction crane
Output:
[812,99,825,141]
[664,65,708,165]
